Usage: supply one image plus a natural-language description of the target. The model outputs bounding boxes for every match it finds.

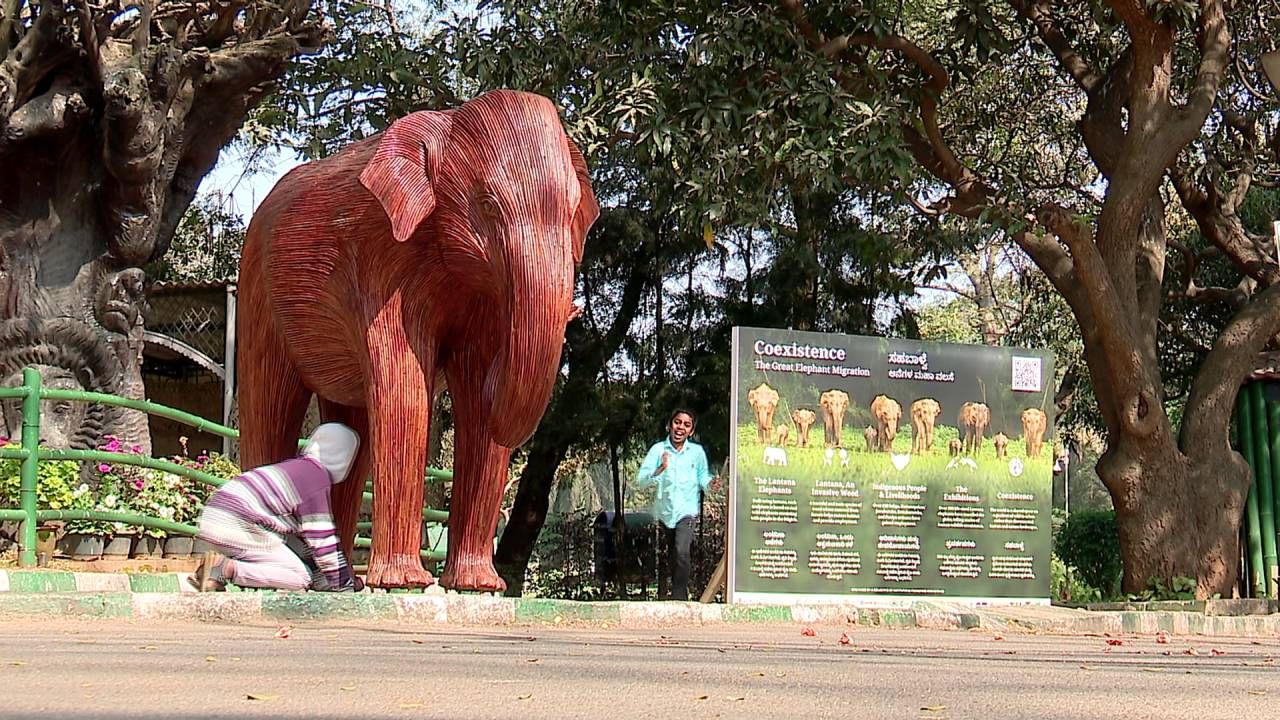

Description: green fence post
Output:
[18,367,41,567]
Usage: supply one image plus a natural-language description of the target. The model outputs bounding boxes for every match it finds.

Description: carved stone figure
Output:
[0,318,123,451]
[0,0,325,455]
[236,90,599,590]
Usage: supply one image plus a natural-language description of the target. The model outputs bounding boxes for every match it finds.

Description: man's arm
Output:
[697,448,714,491]
[295,496,350,590]
[633,444,663,487]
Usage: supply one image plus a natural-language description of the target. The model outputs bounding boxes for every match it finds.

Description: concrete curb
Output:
[1,571,1278,637]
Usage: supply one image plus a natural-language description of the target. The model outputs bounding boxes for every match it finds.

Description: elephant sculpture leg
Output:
[363,300,435,588]
[236,271,312,471]
[441,350,512,592]
[318,400,372,559]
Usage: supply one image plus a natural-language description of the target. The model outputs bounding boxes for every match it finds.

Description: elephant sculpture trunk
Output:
[492,246,573,449]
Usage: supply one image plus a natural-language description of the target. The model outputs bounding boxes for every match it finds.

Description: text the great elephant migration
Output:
[236,89,599,591]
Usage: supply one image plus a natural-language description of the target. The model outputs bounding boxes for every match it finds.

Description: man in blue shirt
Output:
[634,408,718,600]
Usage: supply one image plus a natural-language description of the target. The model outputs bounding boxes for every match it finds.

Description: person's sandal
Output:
[188,551,226,592]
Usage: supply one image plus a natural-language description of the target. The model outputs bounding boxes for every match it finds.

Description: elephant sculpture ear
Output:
[360,111,454,243]
[566,138,599,264]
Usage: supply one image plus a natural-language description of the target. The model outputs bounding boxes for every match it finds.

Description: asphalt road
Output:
[0,619,1276,719]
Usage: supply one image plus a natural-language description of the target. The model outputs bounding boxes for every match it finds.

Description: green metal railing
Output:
[0,367,451,567]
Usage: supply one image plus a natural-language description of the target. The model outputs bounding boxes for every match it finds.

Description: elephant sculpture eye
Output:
[475,195,502,220]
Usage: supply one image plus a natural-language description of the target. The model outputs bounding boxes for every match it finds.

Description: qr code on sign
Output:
[1011,356,1042,392]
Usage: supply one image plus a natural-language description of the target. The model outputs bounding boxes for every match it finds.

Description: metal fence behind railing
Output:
[0,367,451,568]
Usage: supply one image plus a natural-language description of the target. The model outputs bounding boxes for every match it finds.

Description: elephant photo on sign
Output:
[819,389,849,449]
[236,90,599,591]
[748,383,780,444]
[870,394,902,452]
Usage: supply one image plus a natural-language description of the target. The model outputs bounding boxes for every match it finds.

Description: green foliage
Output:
[147,194,245,284]
[1054,510,1122,598]
[1128,575,1199,602]
[0,438,238,538]
[0,449,81,511]
[1050,553,1101,604]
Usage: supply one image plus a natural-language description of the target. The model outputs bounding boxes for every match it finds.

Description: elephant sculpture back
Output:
[236,89,599,591]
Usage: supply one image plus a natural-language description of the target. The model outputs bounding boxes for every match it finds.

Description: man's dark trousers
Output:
[665,516,696,600]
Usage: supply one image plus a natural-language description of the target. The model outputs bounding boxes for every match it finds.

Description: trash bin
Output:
[593,510,657,584]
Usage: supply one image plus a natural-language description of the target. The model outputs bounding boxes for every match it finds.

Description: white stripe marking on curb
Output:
[73,573,130,593]
[0,571,8,593]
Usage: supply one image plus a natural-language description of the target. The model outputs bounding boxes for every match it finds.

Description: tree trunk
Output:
[0,1,324,452]
[1103,432,1247,596]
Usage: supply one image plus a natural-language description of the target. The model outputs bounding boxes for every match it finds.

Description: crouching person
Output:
[191,423,361,592]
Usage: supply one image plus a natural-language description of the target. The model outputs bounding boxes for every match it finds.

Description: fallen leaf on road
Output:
[992,634,1005,641]
[1248,690,1267,696]
[751,672,766,677]
[1210,648,1226,656]
[517,694,533,701]
[921,705,946,712]
[1141,667,1164,673]
[695,695,709,701]
[8,661,28,667]
[801,628,816,637]
[138,645,157,650]
[527,658,540,663]
[340,686,356,692]
[273,626,293,639]
[776,672,786,677]
[411,639,425,645]
[1105,639,1124,646]
[204,656,217,663]
[1079,665,1094,670]
[246,694,278,701]
[1184,648,1199,656]
[839,632,851,645]
[81,683,92,688]
[727,696,745,701]
[231,657,241,662]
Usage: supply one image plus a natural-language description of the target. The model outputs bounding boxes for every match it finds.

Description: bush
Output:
[1054,510,1122,597]
[1050,553,1101,604]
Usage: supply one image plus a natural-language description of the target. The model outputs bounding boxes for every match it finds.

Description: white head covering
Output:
[302,423,360,484]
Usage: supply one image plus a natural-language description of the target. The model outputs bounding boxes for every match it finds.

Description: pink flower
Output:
[197,454,209,462]
[104,438,123,453]
[132,479,145,490]
[97,463,112,473]
[128,443,142,454]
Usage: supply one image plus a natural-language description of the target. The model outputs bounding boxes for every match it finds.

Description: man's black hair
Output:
[669,408,697,426]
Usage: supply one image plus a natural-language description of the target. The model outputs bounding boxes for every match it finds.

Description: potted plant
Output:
[58,483,110,560]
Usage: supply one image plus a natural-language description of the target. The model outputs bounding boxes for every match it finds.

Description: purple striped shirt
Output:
[206,457,349,589]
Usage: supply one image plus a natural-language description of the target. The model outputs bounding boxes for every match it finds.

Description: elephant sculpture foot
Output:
[366,553,437,589]
[440,555,507,593]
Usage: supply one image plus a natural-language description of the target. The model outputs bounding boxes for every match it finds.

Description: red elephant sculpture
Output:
[236,89,599,590]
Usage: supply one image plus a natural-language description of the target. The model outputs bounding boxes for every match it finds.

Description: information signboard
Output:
[728,327,1055,605]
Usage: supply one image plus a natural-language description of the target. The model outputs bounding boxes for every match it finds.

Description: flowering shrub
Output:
[0,439,81,511]
[0,434,242,538]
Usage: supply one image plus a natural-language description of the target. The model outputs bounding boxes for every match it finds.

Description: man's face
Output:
[669,413,694,443]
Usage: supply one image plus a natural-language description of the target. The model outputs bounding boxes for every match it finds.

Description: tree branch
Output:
[1182,281,1280,453]
[1006,0,1101,92]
